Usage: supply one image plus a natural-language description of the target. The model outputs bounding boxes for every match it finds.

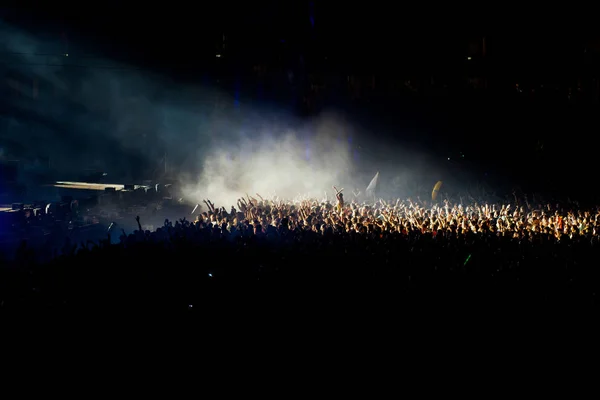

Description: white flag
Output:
[366,172,379,196]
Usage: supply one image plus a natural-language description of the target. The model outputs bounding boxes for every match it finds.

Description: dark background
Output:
[2,2,599,200]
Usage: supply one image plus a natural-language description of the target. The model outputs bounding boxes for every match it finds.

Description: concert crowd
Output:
[1,189,599,309]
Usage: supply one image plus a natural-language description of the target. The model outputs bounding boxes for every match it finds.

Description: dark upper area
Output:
[2,2,600,196]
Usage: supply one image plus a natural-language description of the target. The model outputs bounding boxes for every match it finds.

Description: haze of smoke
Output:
[0,21,362,206]
[180,113,356,208]
[1,21,467,205]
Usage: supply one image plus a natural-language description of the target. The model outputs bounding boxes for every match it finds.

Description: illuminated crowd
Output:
[192,193,600,242]
[1,190,599,309]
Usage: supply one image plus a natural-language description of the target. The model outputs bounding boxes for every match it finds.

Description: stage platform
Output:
[46,181,128,191]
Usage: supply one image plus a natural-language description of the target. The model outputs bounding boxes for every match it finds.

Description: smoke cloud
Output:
[180,112,357,207]
[1,19,472,207]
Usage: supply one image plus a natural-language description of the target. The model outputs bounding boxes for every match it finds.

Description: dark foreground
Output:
[1,229,597,311]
